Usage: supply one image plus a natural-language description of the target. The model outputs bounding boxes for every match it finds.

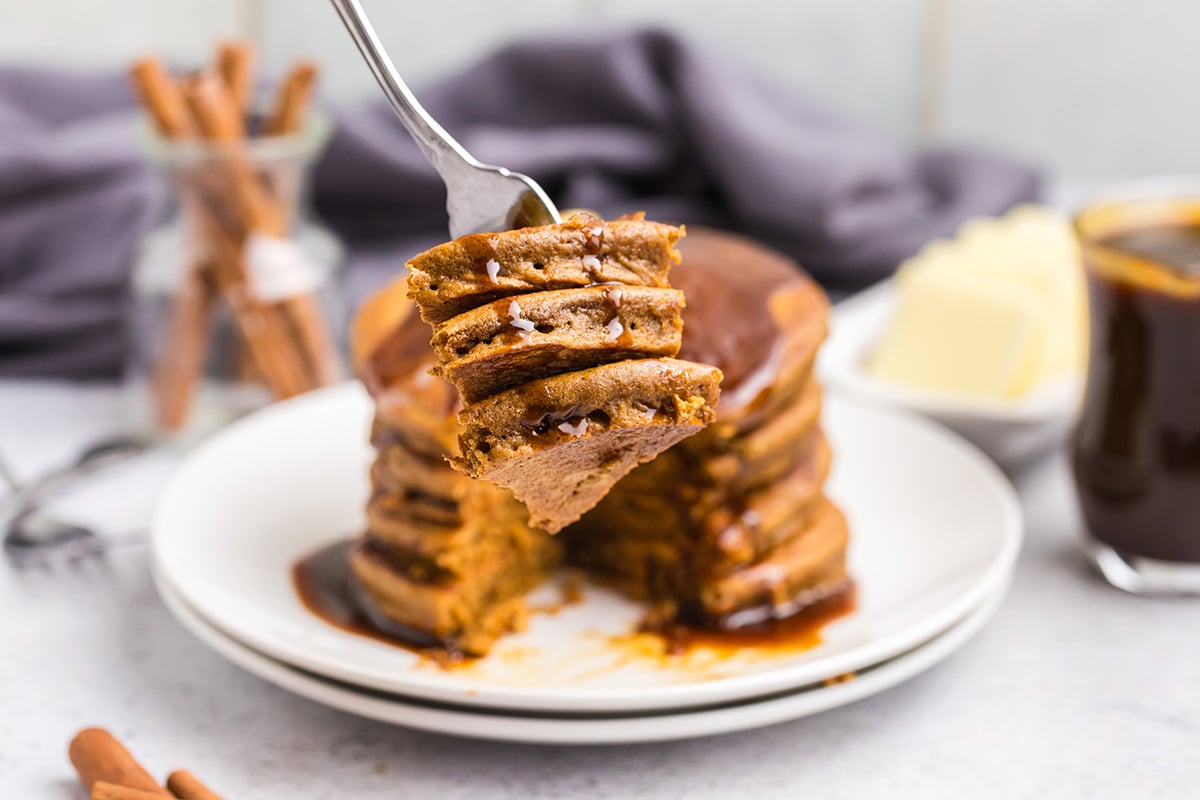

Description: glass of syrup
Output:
[1073,178,1200,594]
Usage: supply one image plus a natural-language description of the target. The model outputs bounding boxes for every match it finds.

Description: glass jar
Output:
[128,112,344,436]
[1073,177,1200,594]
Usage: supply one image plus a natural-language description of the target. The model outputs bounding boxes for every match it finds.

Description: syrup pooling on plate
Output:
[292,541,445,654]
[645,580,856,656]
[292,539,852,665]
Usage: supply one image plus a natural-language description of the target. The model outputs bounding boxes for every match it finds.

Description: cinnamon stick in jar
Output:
[185,68,340,392]
[129,58,194,139]
[264,61,317,136]
[260,61,317,211]
[215,41,263,388]
[129,47,344,418]
[129,58,213,429]
[134,60,304,403]
[261,61,344,387]
[192,194,311,398]
[152,256,216,430]
[216,40,254,113]
[183,70,285,236]
[180,70,312,398]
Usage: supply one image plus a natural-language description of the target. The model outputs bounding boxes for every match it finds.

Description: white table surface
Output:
[1,379,1197,798]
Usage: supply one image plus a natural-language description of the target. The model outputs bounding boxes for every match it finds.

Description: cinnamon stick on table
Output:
[68,728,172,796]
[166,769,225,800]
[92,782,174,800]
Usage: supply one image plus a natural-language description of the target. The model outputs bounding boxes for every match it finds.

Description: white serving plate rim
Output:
[155,566,1009,745]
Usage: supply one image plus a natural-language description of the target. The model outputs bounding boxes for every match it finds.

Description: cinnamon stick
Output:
[211,42,255,386]
[129,58,193,139]
[129,58,214,428]
[166,769,224,800]
[264,61,317,136]
[216,40,254,113]
[69,728,171,796]
[260,64,314,217]
[193,192,310,398]
[232,333,261,384]
[283,292,344,386]
[263,62,344,386]
[181,71,311,397]
[152,256,216,429]
[188,68,342,389]
[93,782,173,800]
[131,54,342,410]
[183,70,285,235]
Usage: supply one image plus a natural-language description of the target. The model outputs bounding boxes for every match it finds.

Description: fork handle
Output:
[0,435,152,517]
[330,0,479,175]
[0,455,20,494]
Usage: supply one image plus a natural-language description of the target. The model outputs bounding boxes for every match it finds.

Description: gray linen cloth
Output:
[0,28,1039,379]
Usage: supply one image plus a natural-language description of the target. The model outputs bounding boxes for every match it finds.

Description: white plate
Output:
[153,382,1021,714]
[156,569,1008,745]
[821,281,1082,470]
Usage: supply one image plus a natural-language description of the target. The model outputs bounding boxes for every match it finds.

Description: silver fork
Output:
[1,436,152,567]
[0,434,153,518]
[330,0,562,238]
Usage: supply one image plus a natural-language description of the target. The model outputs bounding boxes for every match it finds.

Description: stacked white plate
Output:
[152,383,1022,745]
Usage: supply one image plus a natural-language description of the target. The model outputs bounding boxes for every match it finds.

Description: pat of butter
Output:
[869,205,1085,400]
[869,268,1046,399]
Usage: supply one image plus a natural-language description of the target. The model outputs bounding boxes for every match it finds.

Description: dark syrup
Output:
[1074,222,1200,562]
[292,540,455,661]
[293,540,855,666]
[649,581,857,657]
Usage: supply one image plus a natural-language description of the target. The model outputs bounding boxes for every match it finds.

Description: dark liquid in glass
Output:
[1073,222,1200,562]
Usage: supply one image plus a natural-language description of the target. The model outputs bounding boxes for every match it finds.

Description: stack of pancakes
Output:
[351,227,849,656]
[567,230,850,628]
[405,213,722,532]
[351,285,561,656]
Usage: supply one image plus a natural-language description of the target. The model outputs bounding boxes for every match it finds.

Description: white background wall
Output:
[2,0,1197,177]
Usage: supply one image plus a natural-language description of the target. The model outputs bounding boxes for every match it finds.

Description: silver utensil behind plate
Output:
[1,435,153,568]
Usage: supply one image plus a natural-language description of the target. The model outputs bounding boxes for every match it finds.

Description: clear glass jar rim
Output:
[1078,174,1200,207]
[1074,174,1200,240]
[137,108,333,166]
